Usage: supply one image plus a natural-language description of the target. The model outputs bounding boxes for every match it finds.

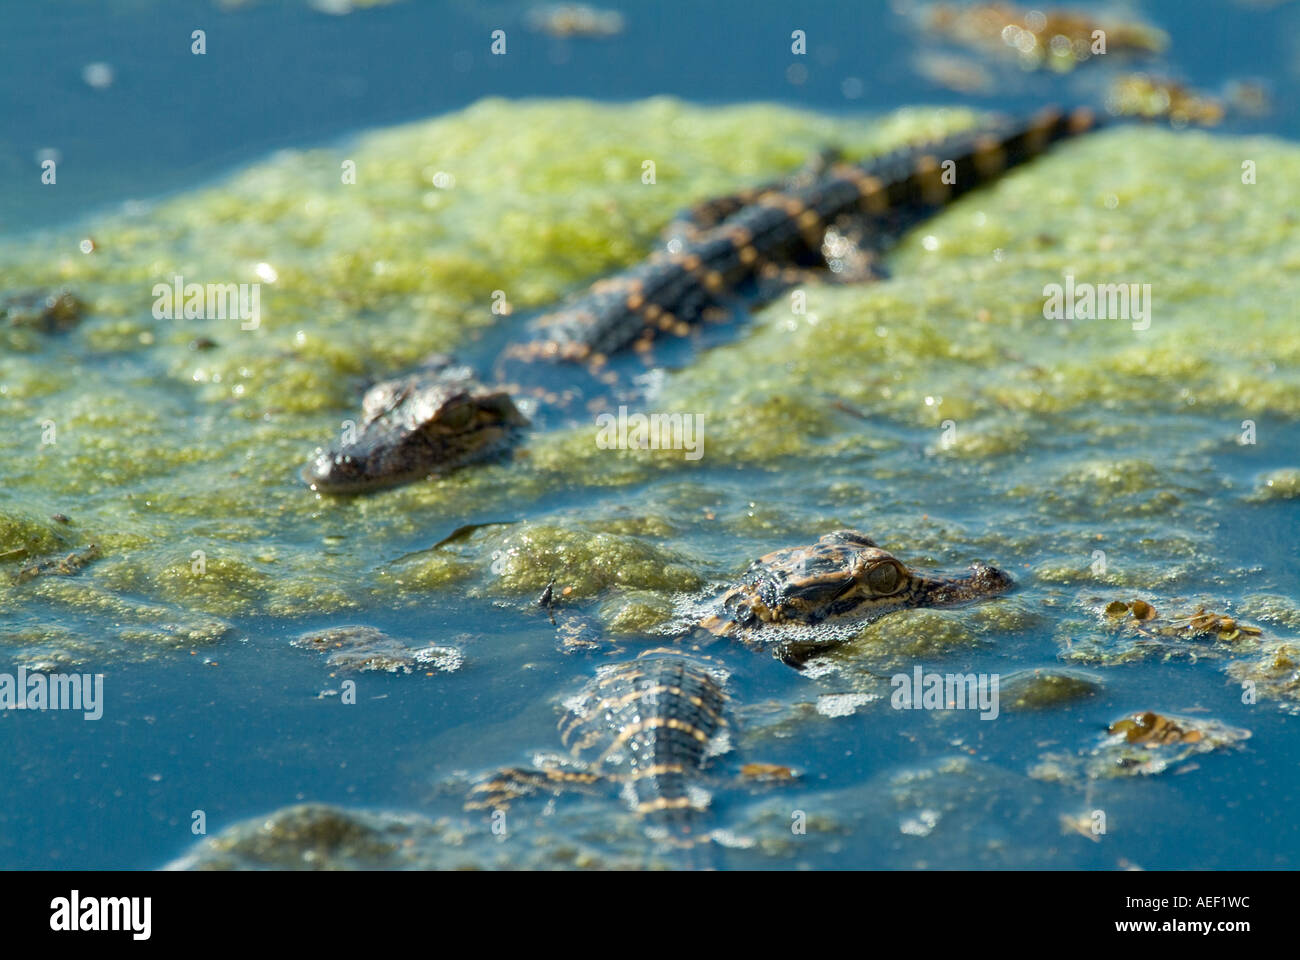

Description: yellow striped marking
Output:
[560,679,722,751]
[598,717,711,764]
[1068,106,1097,135]
[855,172,889,214]
[1025,106,1063,154]
[596,668,644,689]
[626,763,686,782]
[972,135,1007,180]
[758,191,806,219]
[913,154,949,205]
[634,796,694,814]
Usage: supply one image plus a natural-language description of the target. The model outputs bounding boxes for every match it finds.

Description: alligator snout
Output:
[918,560,1016,607]
[302,444,386,495]
[303,367,527,494]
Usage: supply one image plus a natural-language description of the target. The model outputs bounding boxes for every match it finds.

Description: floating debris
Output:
[911,50,996,93]
[526,4,625,38]
[815,692,878,717]
[11,544,101,585]
[1059,810,1103,842]
[1224,78,1272,116]
[1103,599,1261,643]
[1107,74,1226,127]
[1032,710,1250,781]
[0,289,84,333]
[291,625,463,674]
[916,2,1167,72]
[899,808,942,837]
[1109,710,1205,745]
[740,762,799,782]
[1104,598,1157,620]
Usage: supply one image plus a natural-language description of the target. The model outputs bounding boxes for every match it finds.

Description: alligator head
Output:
[303,360,528,494]
[698,530,1014,664]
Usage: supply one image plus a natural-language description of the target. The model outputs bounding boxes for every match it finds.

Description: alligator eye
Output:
[865,561,902,594]
[439,402,473,430]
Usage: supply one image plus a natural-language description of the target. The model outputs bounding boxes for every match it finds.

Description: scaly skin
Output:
[468,649,729,845]
[698,530,1014,664]
[303,360,527,493]
[466,531,1013,834]
[306,107,1102,493]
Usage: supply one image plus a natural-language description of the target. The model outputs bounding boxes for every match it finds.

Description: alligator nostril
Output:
[976,563,1015,593]
[303,449,346,489]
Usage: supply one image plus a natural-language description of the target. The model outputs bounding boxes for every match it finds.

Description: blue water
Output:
[6,0,1297,234]
[2,0,1298,869]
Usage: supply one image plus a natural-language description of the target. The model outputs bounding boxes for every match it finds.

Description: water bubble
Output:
[82,62,115,89]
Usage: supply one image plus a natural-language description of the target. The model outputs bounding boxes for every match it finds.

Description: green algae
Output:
[1249,468,1300,501]
[1238,594,1300,630]
[167,799,684,871]
[468,522,703,598]
[0,98,1297,665]
[1031,711,1251,783]
[598,592,676,634]
[290,625,463,674]
[1000,668,1102,710]
[0,500,77,565]
[1228,641,1300,711]
[167,803,459,871]
[830,608,982,673]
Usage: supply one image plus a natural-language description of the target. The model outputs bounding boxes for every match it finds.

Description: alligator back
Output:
[514,106,1101,362]
[558,650,729,827]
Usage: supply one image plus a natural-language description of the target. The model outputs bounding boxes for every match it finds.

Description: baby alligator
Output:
[305,106,1101,492]
[697,529,1014,665]
[467,530,1013,840]
[467,648,729,844]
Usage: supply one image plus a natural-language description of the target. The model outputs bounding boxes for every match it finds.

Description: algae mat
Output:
[1,96,1298,698]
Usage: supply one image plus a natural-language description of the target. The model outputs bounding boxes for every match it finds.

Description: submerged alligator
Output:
[304,106,1103,493]
[467,530,1014,842]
